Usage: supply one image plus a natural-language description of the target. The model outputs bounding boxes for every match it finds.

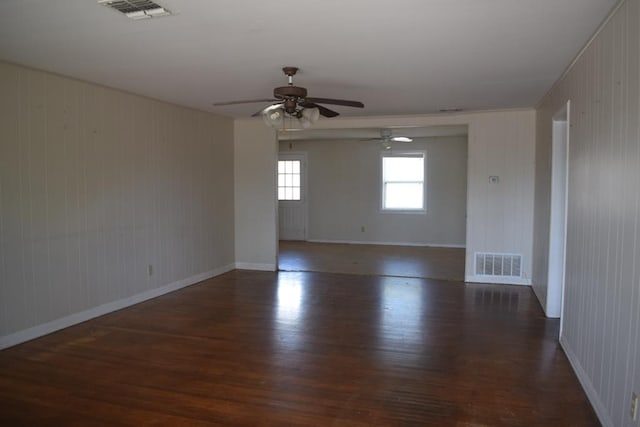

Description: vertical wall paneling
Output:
[464,111,536,285]
[534,1,640,425]
[0,61,235,348]
[233,120,278,271]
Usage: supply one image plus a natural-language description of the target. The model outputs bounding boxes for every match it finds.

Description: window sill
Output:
[380,208,427,215]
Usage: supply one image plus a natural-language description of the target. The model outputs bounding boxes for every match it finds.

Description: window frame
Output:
[277,153,306,204]
[380,150,427,214]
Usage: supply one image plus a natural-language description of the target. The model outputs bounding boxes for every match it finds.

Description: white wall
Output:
[464,111,536,285]
[238,109,536,285]
[234,120,278,270]
[0,61,235,348]
[279,136,467,246]
[534,1,639,425]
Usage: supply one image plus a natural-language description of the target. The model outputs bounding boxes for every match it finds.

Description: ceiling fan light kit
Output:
[262,105,284,128]
[213,66,364,129]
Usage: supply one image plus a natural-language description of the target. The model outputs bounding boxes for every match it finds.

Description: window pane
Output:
[278,158,303,201]
[384,183,423,209]
[383,157,423,182]
[382,154,425,210]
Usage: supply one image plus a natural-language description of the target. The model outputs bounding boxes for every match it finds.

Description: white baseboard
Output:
[305,239,465,248]
[560,335,612,427]
[464,275,531,286]
[0,263,235,350]
[234,262,276,271]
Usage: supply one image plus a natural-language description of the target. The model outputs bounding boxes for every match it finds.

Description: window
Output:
[278,159,301,201]
[382,153,425,211]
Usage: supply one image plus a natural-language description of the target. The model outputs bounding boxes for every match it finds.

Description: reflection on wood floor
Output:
[0,270,599,426]
[279,240,465,281]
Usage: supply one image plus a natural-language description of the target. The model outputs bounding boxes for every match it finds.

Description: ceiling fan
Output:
[212,67,364,128]
[361,129,413,149]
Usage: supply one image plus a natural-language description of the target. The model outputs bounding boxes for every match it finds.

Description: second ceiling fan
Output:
[361,129,413,149]
[213,67,364,127]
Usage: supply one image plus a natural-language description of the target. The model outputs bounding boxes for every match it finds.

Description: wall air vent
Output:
[98,0,171,20]
[475,253,522,278]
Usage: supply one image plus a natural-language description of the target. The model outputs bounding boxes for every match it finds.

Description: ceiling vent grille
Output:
[475,253,522,278]
[98,0,171,20]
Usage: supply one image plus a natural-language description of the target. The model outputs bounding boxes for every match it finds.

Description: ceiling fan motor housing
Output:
[274,86,307,100]
[274,86,308,114]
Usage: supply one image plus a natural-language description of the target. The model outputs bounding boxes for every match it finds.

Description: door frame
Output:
[547,100,570,329]
[277,152,308,241]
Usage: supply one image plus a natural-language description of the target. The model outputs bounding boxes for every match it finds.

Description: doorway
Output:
[547,101,570,323]
[277,152,308,241]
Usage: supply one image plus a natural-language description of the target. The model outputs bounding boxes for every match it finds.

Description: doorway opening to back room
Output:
[277,125,469,281]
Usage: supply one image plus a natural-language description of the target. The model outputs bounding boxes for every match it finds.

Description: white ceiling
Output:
[0,0,618,119]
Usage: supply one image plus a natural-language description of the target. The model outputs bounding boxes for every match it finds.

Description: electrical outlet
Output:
[148,264,153,276]
[632,392,638,421]
[361,226,365,232]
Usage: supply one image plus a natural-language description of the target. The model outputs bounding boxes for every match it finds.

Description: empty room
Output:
[277,126,468,280]
[1,1,638,426]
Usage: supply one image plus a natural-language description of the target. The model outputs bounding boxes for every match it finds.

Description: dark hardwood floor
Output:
[0,270,599,426]
[279,241,465,281]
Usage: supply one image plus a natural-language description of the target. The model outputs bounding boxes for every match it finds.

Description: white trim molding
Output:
[465,275,531,286]
[560,336,612,427]
[0,264,236,350]
[234,262,277,271]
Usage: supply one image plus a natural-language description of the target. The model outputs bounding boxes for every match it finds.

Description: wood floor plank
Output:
[278,241,465,281]
[0,271,599,426]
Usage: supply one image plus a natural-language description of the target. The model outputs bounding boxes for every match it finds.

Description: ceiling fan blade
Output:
[299,101,340,118]
[314,104,340,118]
[213,98,277,106]
[305,97,364,108]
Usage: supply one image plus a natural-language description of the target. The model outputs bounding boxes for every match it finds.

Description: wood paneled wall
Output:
[534,1,639,425]
[0,61,235,347]
[465,110,535,285]
[233,120,278,271]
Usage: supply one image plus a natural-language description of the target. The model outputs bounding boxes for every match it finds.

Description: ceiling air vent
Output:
[98,0,171,20]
